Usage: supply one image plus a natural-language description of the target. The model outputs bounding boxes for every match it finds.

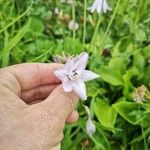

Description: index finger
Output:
[0,63,63,93]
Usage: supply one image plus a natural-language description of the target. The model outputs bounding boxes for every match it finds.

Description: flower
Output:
[60,0,73,4]
[54,7,59,16]
[88,0,111,13]
[132,85,148,103]
[68,20,79,31]
[84,105,96,135]
[67,0,73,4]
[86,117,96,136]
[54,52,99,100]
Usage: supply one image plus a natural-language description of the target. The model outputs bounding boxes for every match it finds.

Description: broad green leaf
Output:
[99,66,123,86]
[109,57,126,74]
[122,67,139,96]
[134,29,146,41]
[143,45,150,59]
[30,17,44,33]
[112,102,145,124]
[133,53,145,71]
[94,99,117,131]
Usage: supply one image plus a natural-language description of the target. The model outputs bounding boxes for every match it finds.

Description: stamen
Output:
[67,69,80,81]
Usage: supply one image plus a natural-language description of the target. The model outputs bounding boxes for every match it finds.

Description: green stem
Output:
[82,0,87,46]
[90,15,102,48]
[99,0,121,54]
[89,15,102,61]
[141,123,148,150]
[72,0,76,51]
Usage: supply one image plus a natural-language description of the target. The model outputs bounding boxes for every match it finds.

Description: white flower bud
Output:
[86,118,96,136]
[68,20,79,31]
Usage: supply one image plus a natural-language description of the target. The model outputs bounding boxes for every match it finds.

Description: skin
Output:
[0,63,79,150]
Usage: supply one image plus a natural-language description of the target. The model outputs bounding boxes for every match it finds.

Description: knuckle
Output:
[35,64,43,86]
[33,87,41,99]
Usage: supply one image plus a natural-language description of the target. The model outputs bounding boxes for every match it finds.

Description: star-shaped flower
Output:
[88,0,111,13]
[54,52,99,100]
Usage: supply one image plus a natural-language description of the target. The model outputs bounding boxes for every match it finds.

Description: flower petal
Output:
[62,80,73,92]
[72,80,87,100]
[54,68,66,81]
[74,52,88,71]
[81,70,99,82]
[65,59,75,74]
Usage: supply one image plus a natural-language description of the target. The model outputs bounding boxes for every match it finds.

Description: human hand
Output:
[0,63,79,150]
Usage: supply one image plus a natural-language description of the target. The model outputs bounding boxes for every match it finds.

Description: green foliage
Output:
[94,99,117,131]
[0,0,150,149]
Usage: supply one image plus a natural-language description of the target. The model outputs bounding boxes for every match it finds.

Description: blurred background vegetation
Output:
[0,0,150,149]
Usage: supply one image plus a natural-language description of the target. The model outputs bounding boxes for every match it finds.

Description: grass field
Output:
[0,0,150,149]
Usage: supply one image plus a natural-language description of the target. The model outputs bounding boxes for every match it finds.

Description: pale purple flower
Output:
[54,52,99,100]
[88,0,111,13]
[86,117,96,136]
[68,20,79,31]
[84,105,96,135]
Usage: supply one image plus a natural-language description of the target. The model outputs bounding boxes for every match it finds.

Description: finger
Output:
[21,84,59,103]
[0,63,63,96]
[28,99,44,105]
[39,85,79,121]
[66,111,79,123]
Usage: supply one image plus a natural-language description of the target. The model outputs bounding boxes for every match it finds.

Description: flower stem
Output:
[72,0,76,51]
[90,15,102,48]
[89,14,102,60]
[82,0,87,47]
[99,0,121,54]
[141,123,148,150]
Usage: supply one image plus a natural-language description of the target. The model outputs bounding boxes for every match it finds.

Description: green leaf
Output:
[109,57,126,74]
[30,17,44,33]
[134,29,146,41]
[133,53,145,71]
[0,2,32,34]
[130,127,150,144]
[94,99,117,131]
[112,102,145,125]
[143,45,150,59]
[99,66,124,86]
[122,67,139,96]
[0,20,31,66]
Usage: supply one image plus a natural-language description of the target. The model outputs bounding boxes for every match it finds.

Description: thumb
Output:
[40,85,79,121]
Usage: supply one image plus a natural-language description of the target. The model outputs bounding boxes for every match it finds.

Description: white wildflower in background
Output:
[84,105,96,135]
[54,52,99,100]
[68,20,79,31]
[67,0,73,4]
[60,0,73,4]
[132,85,148,103]
[88,0,111,13]
[54,7,59,15]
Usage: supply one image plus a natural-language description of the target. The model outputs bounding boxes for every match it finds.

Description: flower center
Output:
[67,69,81,81]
